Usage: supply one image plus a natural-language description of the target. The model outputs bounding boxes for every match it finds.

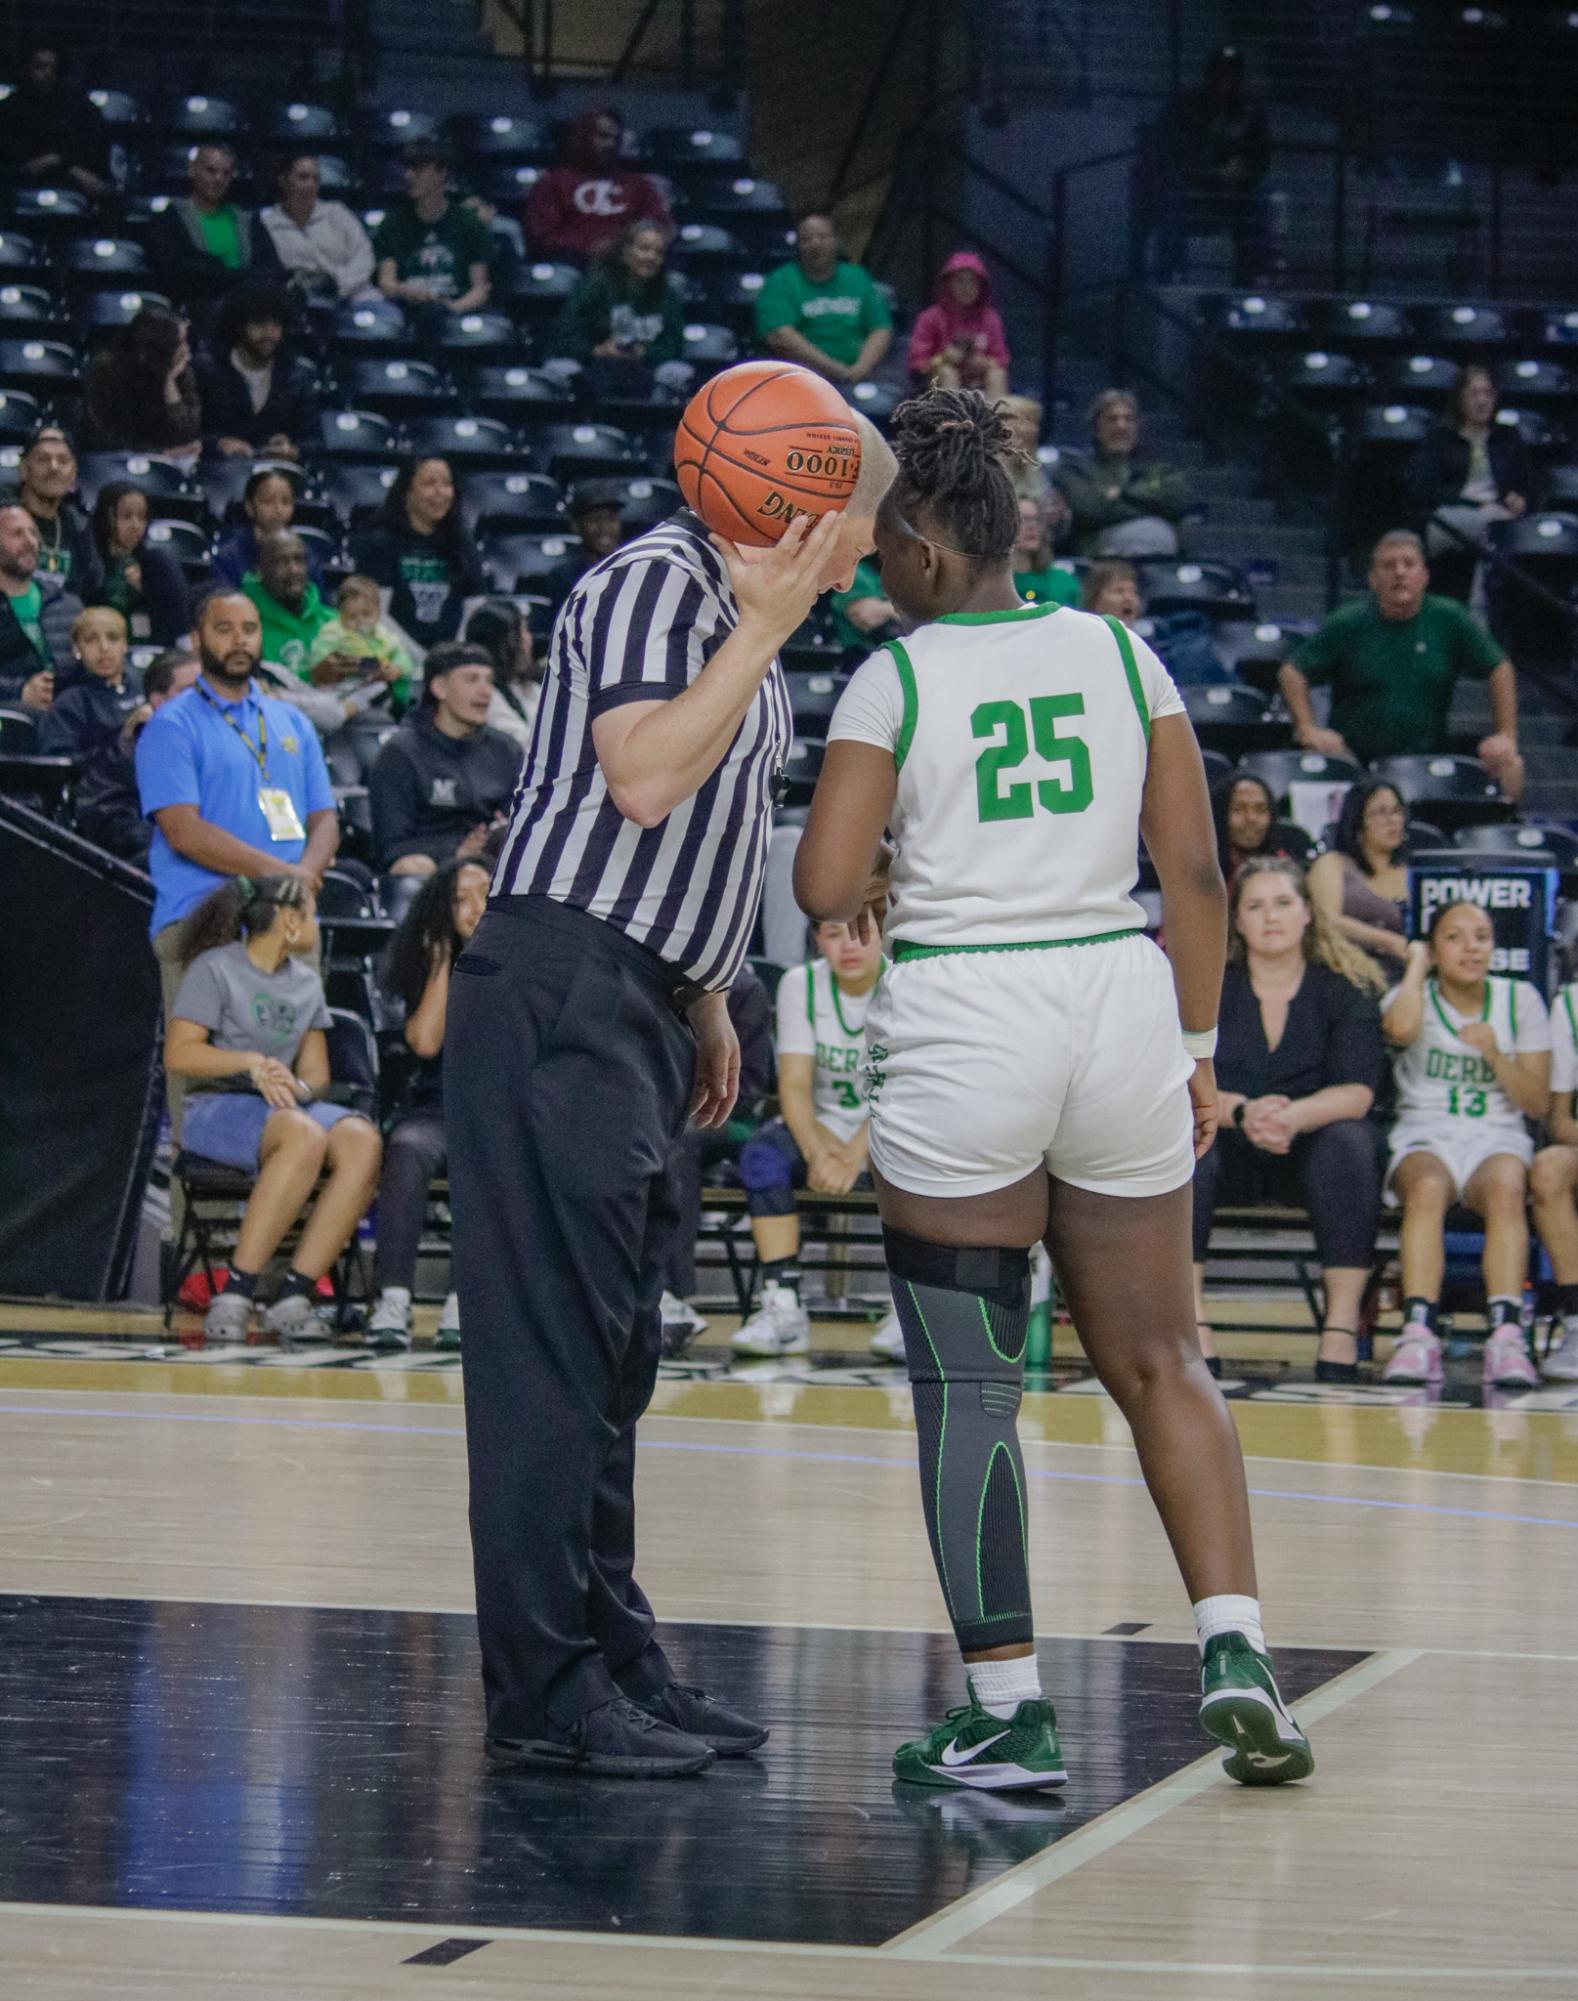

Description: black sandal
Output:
[1196,1321,1223,1379]
[1314,1327,1360,1384]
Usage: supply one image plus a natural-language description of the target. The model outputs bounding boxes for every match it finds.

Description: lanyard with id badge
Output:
[199,685,306,843]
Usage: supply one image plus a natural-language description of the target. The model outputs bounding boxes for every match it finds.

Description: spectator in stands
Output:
[755,211,893,387]
[38,607,138,757]
[1056,390,1190,557]
[242,530,340,678]
[998,393,1053,507]
[541,481,627,612]
[80,308,203,461]
[368,640,522,879]
[310,574,414,710]
[0,502,80,710]
[657,963,775,1354]
[0,42,111,200]
[1307,779,1411,979]
[829,556,897,655]
[373,142,492,318]
[1081,558,1144,625]
[1212,771,1313,886]
[1192,857,1385,1380]
[262,152,378,304]
[465,597,541,753]
[1278,530,1525,802]
[13,426,101,600]
[87,481,190,646]
[136,586,339,1066]
[522,106,673,265]
[549,220,690,395]
[350,457,487,653]
[1531,983,1578,1381]
[212,468,319,591]
[167,875,381,1345]
[729,919,901,1362]
[1153,44,1273,284]
[906,251,1011,399]
[1407,365,1534,607]
[197,284,321,461]
[1013,497,1078,606]
[149,144,284,306]
[364,857,491,1352]
[1380,906,1550,1391]
[74,646,199,863]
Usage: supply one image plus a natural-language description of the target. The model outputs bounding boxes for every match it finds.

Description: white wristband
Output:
[1181,1026,1218,1060]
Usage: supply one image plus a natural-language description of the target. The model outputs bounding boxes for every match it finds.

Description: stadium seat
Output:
[315,460,399,528]
[144,516,213,580]
[266,101,345,145]
[294,522,346,572]
[0,284,59,330]
[1344,404,1433,554]
[1374,754,1512,831]
[0,707,39,752]
[9,188,94,239]
[536,421,639,480]
[0,386,45,442]
[699,268,767,341]
[451,113,552,162]
[1320,298,1411,346]
[1135,559,1252,619]
[646,128,747,172]
[464,470,566,532]
[672,222,747,269]
[308,155,356,196]
[1542,465,1578,507]
[0,338,80,393]
[332,299,416,356]
[402,412,518,468]
[1180,682,1283,756]
[1486,511,1578,666]
[481,162,545,208]
[60,238,151,288]
[463,363,569,422]
[845,379,904,424]
[86,88,147,134]
[679,321,739,371]
[77,452,205,523]
[781,734,826,806]
[1277,349,1369,411]
[1208,293,1307,339]
[0,231,43,273]
[501,261,581,336]
[77,289,174,347]
[167,94,248,141]
[1211,617,1311,695]
[1494,358,1574,403]
[1380,353,1460,405]
[1489,405,1556,452]
[199,454,307,523]
[435,311,522,362]
[480,530,577,592]
[1411,303,1511,350]
[1454,821,1578,870]
[787,671,848,734]
[1236,748,1365,801]
[695,175,791,222]
[343,357,451,415]
[1539,307,1578,351]
[359,107,444,154]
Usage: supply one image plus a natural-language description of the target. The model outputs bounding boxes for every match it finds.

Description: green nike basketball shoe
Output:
[1198,1632,1314,1785]
[893,1686,1068,1791]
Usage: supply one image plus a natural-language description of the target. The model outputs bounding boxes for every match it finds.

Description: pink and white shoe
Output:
[1483,1326,1538,1390]
[1382,1324,1444,1385]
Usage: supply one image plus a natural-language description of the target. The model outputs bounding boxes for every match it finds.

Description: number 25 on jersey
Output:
[972,696,1093,824]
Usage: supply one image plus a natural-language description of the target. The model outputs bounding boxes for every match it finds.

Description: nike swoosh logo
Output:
[940,1730,1009,1767]
[1244,1750,1293,1769]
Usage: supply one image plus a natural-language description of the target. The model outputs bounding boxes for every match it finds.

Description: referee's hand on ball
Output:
[709,510,843,647]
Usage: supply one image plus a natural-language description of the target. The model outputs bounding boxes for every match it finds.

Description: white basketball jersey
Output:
[773,958,878,1143]
[827,604,1184,949]
[1388,976,1549,1138]
[1552,983,1578,1097]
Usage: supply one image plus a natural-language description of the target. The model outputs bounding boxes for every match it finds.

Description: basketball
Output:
[674,360,863,548]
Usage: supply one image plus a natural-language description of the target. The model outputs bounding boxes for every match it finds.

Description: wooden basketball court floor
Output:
[2,1302,1578,1999]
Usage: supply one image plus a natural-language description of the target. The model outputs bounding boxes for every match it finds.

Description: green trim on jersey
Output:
[1102,614,1151,744]
[935,602,1062,628]
[892,926,1142,963]
[1563,985,1578,1052]
[886,639,919,772]
[1428,977,1492,1040]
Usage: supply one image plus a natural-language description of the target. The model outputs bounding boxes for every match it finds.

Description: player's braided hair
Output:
[175,875,312,967]
[889,388,1020,567]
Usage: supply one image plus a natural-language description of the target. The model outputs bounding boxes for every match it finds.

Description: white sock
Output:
[967,1653,1042,1718]
[1193,1593,1265,1657]
[378,1286,411,1308]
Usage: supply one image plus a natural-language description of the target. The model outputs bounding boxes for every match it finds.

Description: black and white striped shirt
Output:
[492,511,793,991]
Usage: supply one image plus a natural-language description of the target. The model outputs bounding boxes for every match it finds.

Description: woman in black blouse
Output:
[1193,857,1386,1381]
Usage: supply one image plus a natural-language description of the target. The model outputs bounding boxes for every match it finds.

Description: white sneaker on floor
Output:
[1382,1324,1444,1385]
[260,1292,322,1346]
[366,1287,413,1352]
[1541,1320,1578,1382]
[202,1288,252,1344]
[731,1281,810,1358]
[869,1307,905,1362]
[1483,1325,1538,1390]
[660,1290,709,1338]
[435,1291,461,1352]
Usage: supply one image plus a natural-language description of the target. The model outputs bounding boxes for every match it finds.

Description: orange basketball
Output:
[674,361,863,548]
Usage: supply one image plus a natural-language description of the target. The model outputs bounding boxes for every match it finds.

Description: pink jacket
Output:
[906,250,1011,380]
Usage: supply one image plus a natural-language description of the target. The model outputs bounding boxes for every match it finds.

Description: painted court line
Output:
[882,1646,1422,1960]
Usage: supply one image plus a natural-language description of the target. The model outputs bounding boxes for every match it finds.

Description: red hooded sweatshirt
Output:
[906,250,1012,382]
[523,108,674,262]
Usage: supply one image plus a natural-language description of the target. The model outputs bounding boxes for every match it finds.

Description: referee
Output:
[447,418,897,1779]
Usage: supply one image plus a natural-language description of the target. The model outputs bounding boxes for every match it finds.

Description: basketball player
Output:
[794,390,1312,1790]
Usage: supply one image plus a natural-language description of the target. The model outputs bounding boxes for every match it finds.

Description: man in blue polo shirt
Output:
[137,586,339,1141]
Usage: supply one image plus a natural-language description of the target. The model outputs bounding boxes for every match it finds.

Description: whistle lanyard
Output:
[198,683,268,777]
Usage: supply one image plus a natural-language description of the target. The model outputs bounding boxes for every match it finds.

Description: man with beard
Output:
[136,588,339,1135]
[197,286,321,461]
[10,427,102,599]
[0,502,81,710]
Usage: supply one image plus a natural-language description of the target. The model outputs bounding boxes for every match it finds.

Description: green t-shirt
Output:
[12,581,48,667]
[1294,592,1504,763]
[829,558,891,650]
[1014,563,1080,609]
[373,200,493,301]
[754,259,891,369]
[242,573,334,677]
[198,205,243,269]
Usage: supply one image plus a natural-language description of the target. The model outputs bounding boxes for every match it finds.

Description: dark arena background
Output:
[2,3,1578,1995]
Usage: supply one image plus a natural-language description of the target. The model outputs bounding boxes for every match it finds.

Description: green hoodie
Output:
[552,261,686,366]
[242,572,334,678]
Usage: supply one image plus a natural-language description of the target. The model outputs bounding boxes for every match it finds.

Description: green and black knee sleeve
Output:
[883,1226,1034,1655]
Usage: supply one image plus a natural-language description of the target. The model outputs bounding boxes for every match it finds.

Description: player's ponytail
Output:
[175,874,311,967]
[889,388,1020,567]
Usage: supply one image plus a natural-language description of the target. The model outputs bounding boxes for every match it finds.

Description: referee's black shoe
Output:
[486,1695,714,1779]
[632,1682,770,1756]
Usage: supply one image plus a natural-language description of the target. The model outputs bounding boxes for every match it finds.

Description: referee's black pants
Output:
[445,895,696,1740]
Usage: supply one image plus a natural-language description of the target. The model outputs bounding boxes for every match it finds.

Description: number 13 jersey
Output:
[1387,975,1549,1142]
[827,604,1184,949]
